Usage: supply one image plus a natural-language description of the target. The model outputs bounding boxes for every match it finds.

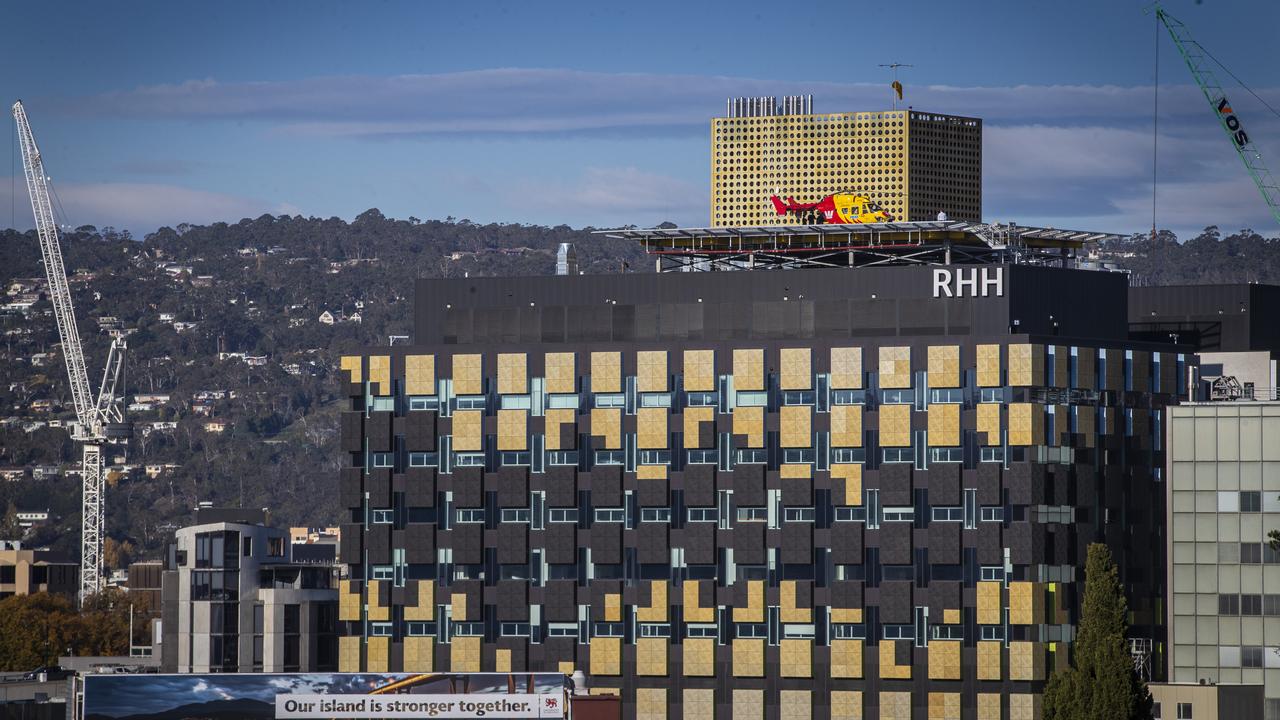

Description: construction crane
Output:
[12,101,130,602]
[1155,5,1280,227]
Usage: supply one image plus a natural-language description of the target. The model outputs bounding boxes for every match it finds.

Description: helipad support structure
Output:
[598,221,1123,273]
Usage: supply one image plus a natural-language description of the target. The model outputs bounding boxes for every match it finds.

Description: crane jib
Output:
[1216,97,1250,148]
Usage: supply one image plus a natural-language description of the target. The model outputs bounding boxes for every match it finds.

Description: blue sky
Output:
[2,0,1278,240]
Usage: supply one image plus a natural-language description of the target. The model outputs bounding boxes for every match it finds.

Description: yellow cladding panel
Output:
[779,691,811,720]
[831,690,863,720]
[1008,344,1044,387]
[591,408,622,449]
[977,582,1002,625]
[780,464,810,480]
[637,465,667,480]
[732,638,765,677]
[451,636,480,673]
[368,355,391,396]
[495,648,511,673]
[830,607,863,624]
[1009,642,1044,681]
[590,636,622,676]
[683,406,713,449]
[405,579,434,621]
[684,580,715,623]
[830,347,863,389]
[831,639,863,679]
[558,661,574,674]
[780,348,811,390]
[977,403,1001,445]
[404,636,434,672]
[340,355,362,384]
[733,349,765,391]
[780,405,811,448]
[451,592,468,622]
[977,641,1002,680]
[452,354,482,396]
[636,580,669,622]
[878,346,911,389]
[942,608,960,625]
[636,688,666,720]
[732,579,765,623]
[544,408,575,451]
[928,640,961,680]
[1010,693,1042,720]
[879,404,912,447]
[684,689,715,719]
[830,405,862,447]
[637,407,668,449]
[683,350,715,392]
[683,638,716,677]
[339,579,361,621]
[978,694,1003,720]
[338,636,361,672]
[1009,582,1042,625]
[831,464,862,507]
[732,690,764,720]
[368,581,389,621]
[636,637,668,676]
[879,639,911,679]
[780,581,812,623]
[497,353,527,395]
[367,636,390,672]
[880,692,912,720]
[1008,403,1044,446]
[928,403,960,447]
[545,352,576,394]
[405,355,435,396]
[452,410,483,452]
[927,693,961,720]
[734,406,764,448]
[637,351,668,392]
[591,351,621,393]
[604,592,622,622]
[977,344,1001,387]
[497,409,527,451]
[927,345,960,388]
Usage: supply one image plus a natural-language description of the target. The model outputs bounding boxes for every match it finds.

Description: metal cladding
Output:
[336,264,1187,719]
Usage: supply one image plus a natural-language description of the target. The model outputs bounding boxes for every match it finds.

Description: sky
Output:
[1,0,1278,241]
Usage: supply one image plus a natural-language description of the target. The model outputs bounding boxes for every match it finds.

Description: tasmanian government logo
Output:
[1217,96,1250,147]
[932,267,1004,298]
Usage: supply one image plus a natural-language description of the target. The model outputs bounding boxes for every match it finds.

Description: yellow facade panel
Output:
[683,637,716,677]
[1009,581,1042,625]
[779,690,811,720]
[497,353,527,395]
[604,592,622,622]
[684,580,715,623]
[879,639,911,679]
[544,408,575,451]
[452,353,482,396]
[779,638,812,678]
[831,464,862,507]
[683,350,715,392]
[830,405,862,447]
[591,351,621,393]
[338,636,361,672]
[780,405,811,448]
[637,407,668,449]
[340,355,362,385]
[978,693,1003,720]
[927,692,961,720]
[637,350,668,393]
[942,608,960,625]
[733,406,764,448]
[1009,641,1044,681]
[338,579,360,622]
[494,648,511,673]
[878,346,911,389]
[636,688,667,720]
[928,640,961,680]
[683,406,713,449]
[545,352,576,394]
[497,409,527,451]
[636,580,668,622]
[404,579,434,621]
[830,639,863,679]
[831,690,863,720]
[368,355,391,396]
[684,689,715,720]
[780,580,812,623]
[780,348,811,390]
[977,640,1002,680]
[880,691,912,720]
[403,636,434,672]
[732,579,765,623]
[1008,402,1044,447]
[977,403,1001,445]
[367,580,389,622]
[732,690,764,720]
[976,344,1001,387]
[637,464,667,480]
[1008,344,1044,387]
[590,636,622,676]
[405,354,435,396]
[977,582,1002,625]
[451,410,483,452]
[590,408,622,450]
[928,403,960,447]
[449,636,480,673]
[830,347,863,389]
[451,592,468,622]
[927,345,960,388]
[733,348,765,391]
[830,606,863,624]
[780,464,810,480]
[366,636,390,672]
[879,404,912,447]
[1010,693,1041,720]
[732,638,765,677]
[636,637,668,676]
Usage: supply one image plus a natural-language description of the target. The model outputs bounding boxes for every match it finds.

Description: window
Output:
[640,508,671,523]
[783,449,815,464]
[371,509,394,524]
[371,452,394,468]
[370,397,395,413]
[882,389,914,404]
[639,624,672,638]
[736,507,768,522]
[452,622,484,636]
[408,396,439,411]
[501,451,532,466]
[594,393,625,408]
[454,453,484,467]
[783,624,816,639]
[500,395,532,410]
[1218,594,1240,615]
[882,624,915,640]
[592,622,624,637]
[831,624,866,640]
[1241,491,1262,512]
[1266,594,1280,616]
[735,449,767,464]
[407,622,437,636]
[979,566,1004,582]
[831,448,866,464]
[639,450,672,465]
[639,393,671,408]
[1177,702,1192,720]
[409,452,438,467]
[929,388,963,404]
[783,391,816,406]
[980,507,1004,522]
[830,389,865,405]
[547,450,579,466]
[547,623,577,637]
[736,391,768,407]
[979,388,1004,403]
[455,396,486,410]
[370,622,393,637]
[1243,646,1264,668]
[735,624,767,639]
[594,508,625,523]
[834,507,866,522]
[456,509,486,523]
[500,622,532,637]
[547,394,579,409]
[548,509,578,523]
[929,447,963,463]
[1219,542,1240,563]
[372,565,394,581]
[1242,594,1262,616]
[687,449,719,464]
[268,537,285,557]
[784,508,815,522]
[500,509,531,523]
[931,507,963,522]
[882,507,914,522]
[932,625,963,640]
[686,391,718,407]
[1241,543,1263,564]
[685,624,717,638]
[594,450,624,465]
[883,447,913,464]
[980,447,1004,463]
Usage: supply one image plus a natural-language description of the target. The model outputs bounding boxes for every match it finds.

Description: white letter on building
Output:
[981,267,1004,297]
[956,268,978,297]
[933,269,953,297]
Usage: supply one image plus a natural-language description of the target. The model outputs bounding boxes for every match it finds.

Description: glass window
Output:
[408,396,439,411]
[500,509,531,523]
[1240,491,1262,513]
[371,509,394,524]
[979,388,1005,403]
[882,624,915,640]
[882,507,914,522]
[980,507,1004,522]
[640,508,672,523]
[455,396,486,410]
[929,388,963,404]
[547,450,579,466]
[735,624,768,639]
[594,393,625,408]
[594,508,625,523]
[783,391,816,406]
[687,508,718,523]
[736,507,768,522]
[1219,594,1240,615]
[831,449,866,464]
[881,389,914,404]
[370,622,393,637]
[372,566,394,581]
[1265,594,1280,616]
[686,391,718,407]
[409,452,438,467]
[980,566,1004,582]
[1243,646,1264,668]
[500,395,532,410]
[500,451,532,467]
[1241,543,1263,564]
[830,389,865,405]
[931,507,963,522]
[834,507,867,522]
[548,509,578,523]
[1242,594,1262,616]
[783,449,815,464]
[736,391,768,407]
[735,449,767,464]
[500,622,532,637]
[980,447,1005,463]
[371,452,394,468]
[370,397,395,413]
[547,394,579,409]
[639,393,671,408]
[594,450,624,465]
[1177,702,1192,719]
[685,624,717,638]
[882,448,913,464]
[639,624,672,638]
[453,453,484,467]
[456,509,486,523]
[639,450,672,465]
[592,622,624,637]
[929,447,963,463]
[784,508,815,522]
[687,449,719,465]
[831,624,866,640]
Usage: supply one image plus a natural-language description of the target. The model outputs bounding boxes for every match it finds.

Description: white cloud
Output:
[506,167,706,227]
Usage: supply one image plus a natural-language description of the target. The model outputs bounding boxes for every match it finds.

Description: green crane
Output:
[1156,6,1280,227]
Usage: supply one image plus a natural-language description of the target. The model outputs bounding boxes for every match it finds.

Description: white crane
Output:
[12,100,129,602]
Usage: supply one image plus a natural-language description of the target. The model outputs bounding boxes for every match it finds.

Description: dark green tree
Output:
[1044,543,1153,720]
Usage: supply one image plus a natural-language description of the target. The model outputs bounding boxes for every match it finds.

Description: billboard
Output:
[82,673,567,720]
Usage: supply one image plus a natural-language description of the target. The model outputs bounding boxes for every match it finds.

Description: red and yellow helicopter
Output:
[770,192,893,224]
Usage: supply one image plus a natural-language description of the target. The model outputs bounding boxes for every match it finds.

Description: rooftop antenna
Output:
[878,63,914,110]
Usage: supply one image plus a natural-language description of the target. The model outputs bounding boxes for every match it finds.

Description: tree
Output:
[1044,543,1153,720]
[0,590,133,670]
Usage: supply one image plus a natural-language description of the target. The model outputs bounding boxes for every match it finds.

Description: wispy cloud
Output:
[506,166,706,227]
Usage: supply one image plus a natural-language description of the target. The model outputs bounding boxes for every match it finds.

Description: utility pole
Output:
[879,63,914,110]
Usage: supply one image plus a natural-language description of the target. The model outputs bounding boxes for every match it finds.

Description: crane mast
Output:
[12,101,127,602]
[1156,7,1280,226]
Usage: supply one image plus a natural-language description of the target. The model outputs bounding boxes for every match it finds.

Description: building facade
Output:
[335,263,1182,719]
[711,100,982,227]
[1167,402,1280,718]
[161,508,338,673]
[0,540,78,600]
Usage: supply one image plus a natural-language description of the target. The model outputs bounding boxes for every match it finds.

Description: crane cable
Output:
[1198,43,1280,122]
[1152,10,1159,245]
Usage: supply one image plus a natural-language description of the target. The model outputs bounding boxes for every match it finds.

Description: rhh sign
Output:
[932,267,1004,298]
